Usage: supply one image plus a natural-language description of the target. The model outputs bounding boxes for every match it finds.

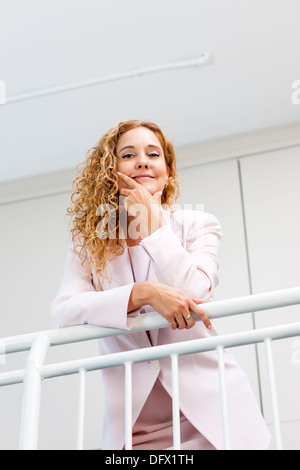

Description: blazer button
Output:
[149,360,159,370]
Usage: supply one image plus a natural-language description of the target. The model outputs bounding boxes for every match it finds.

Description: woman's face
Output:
[115,126,169,195]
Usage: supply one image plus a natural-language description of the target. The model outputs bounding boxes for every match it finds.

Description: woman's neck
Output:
[122,215,142,246]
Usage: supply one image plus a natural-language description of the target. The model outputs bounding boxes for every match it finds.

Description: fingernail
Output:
[208,324,212,330]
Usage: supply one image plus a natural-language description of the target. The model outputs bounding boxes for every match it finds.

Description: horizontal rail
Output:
[2,286,300,355]
[0,369,25,387]
[2,320,300,388]
[38,320,300,380]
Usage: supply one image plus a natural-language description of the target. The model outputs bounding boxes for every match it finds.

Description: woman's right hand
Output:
[146,281,212,331]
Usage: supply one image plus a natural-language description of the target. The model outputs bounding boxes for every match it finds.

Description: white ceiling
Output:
[0,0,299,183]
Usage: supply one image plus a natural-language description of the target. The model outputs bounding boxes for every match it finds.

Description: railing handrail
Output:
[1,286,300,355]
[37,320,300,379]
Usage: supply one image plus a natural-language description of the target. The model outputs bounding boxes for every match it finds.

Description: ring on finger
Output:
[184,314,192,321]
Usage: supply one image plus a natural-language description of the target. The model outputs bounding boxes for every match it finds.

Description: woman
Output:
[50,120,271,450]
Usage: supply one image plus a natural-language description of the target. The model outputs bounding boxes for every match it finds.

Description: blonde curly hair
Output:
[67,119,181,290]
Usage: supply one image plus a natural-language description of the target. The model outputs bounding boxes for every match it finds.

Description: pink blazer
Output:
[50,208,271,450]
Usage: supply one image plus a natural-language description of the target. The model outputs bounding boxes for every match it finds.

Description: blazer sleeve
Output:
[139,211,222,300]
[50,241,140,330]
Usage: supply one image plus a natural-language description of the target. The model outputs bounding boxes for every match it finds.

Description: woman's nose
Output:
[136,153,149,168]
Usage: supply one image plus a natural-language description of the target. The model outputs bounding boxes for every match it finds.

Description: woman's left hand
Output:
[117,171,166,238]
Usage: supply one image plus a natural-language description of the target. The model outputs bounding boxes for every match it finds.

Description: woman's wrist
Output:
[138,205,167,240]
[128,281,154,312]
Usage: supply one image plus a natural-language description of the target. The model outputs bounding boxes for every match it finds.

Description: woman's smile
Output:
[133,175,155,180]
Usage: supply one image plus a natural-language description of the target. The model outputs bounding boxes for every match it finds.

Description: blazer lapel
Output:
[101,248,153,349]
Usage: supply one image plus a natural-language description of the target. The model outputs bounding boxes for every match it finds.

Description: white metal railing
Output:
[1,286,300,450]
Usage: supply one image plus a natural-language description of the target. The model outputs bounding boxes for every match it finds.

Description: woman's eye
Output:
[122,154,134,159]
[121,152,159,159]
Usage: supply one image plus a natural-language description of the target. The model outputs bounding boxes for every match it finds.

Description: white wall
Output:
[240,147,300,448]
[178,158,261,402]
[0,123,299,449]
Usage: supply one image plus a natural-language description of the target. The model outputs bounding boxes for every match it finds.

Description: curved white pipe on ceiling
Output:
[0,53,214,105]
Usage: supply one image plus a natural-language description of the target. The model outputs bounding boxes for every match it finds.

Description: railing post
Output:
[264,338,282,450]
[124,361,133,450]
[217,345,230,450]
[171,353,181,450]
[19,334,49,450]
[77,368,86,450]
